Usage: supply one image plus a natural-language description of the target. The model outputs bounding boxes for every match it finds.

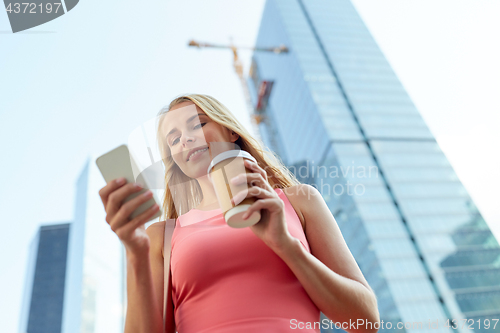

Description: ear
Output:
[229,130,240,143]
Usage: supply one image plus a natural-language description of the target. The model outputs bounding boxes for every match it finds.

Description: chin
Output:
[184,160,210,180]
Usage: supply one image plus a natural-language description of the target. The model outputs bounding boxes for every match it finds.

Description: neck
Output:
[195,174,220,210]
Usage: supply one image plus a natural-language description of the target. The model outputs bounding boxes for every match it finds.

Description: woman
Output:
[98,94,379,333]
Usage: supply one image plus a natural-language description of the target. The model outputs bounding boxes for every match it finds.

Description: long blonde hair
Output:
[155,93,300,221]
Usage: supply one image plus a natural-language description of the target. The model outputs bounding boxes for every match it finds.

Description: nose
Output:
[180,133,195,147]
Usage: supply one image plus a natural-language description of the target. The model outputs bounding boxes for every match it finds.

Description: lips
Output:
[186,146,209,162]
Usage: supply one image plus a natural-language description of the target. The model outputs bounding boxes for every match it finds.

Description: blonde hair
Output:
[155,93,301,221]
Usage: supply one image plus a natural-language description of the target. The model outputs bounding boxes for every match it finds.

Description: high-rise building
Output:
[19,223,70,333]
[61,158,125,333]
[248,1,500,332]
[19,158,128,333]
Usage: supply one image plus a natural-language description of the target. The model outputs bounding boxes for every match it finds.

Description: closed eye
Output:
[171,123,206,146]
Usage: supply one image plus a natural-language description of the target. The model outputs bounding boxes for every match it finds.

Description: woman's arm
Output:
[123,222,165,333]
[275,184,380,333]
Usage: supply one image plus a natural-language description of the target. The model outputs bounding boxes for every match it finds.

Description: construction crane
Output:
[188,39,288,146]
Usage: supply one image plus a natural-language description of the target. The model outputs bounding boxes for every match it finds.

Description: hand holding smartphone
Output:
[96,144,162,222]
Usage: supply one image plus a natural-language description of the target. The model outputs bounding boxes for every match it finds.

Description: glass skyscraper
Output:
[19,158,128,333]
[19,223,70,333]
[61,158,125,333]
[248,1,500,332]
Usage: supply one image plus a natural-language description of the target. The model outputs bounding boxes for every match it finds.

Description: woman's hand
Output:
[230,159,295,251]
[98,178,160,256]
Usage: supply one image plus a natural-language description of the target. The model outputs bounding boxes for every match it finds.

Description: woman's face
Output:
[162,101,239,179]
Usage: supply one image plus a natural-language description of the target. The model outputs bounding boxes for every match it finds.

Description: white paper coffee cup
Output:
[207,150,262,228]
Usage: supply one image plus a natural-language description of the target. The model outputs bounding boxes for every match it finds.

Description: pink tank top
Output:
[169,187,321,332]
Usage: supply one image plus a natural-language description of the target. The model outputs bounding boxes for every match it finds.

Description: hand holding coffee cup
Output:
[207,150,262,228]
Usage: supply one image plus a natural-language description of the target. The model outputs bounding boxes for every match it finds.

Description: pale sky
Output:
[1,1,499,332]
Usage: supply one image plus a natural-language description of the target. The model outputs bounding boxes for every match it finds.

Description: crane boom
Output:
[188,39,288,151]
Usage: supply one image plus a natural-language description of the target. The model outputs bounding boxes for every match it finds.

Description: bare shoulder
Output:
[146,220,167,258]
[282,184,320,233]
[287,185,374,294]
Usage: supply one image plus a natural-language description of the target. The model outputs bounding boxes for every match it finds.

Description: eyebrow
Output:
[165,113,206,139]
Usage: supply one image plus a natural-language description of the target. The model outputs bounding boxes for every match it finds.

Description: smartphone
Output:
[95,144,162,221]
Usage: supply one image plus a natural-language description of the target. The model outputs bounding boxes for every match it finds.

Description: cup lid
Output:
[207,150,257,180]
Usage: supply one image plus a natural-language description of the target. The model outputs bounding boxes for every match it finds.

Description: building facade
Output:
[61,158,125,333]
[20,159,129,333]
[248,1,500,332]
[19,223,70,333]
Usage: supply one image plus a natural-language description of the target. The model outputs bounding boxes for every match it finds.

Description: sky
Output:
[1,0,499,331]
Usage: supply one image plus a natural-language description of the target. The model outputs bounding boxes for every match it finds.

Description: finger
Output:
[111,189,155,230]
[230,172,267,188]
[106,182,144,218]
[242,198,283,220]
[99,177,127,207]
[231,170,273,193]
[244,159,268,182]
[115,202,160,239]
[231,186,272,206]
